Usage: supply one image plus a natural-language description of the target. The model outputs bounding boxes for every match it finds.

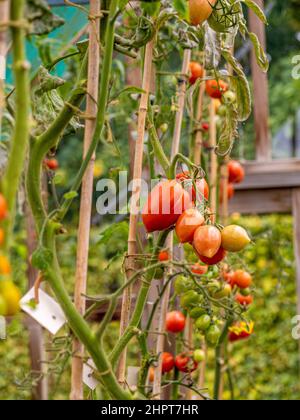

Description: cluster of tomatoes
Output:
[0,194,21,317]
[223,267,254,308]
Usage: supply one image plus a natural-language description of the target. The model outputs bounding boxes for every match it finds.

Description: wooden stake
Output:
[117,39,155,384]
[70,0,100,400]
[0,0,9,136]
[209,100,217,223]
[153,49,191,399]
[194,70,206,166]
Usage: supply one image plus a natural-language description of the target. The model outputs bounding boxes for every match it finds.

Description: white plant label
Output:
[0,56,6,80]
[20,288,67,335]
[83,359,99,390]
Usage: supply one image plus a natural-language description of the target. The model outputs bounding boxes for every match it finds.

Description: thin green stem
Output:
[2,0,30,251]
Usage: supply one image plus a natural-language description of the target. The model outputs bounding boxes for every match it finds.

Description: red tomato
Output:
[223,271,235,287]
[232,270,252,289]
[162,352,175,373]
[189,61,204,85]
[175,352,198,373]
[228,160,245,184]
[193,225,222,258]
[44,158,59,171]
[236,293,253,306]
[202,122,210,131]
[206,79,228,99]
[176,172,209,202]
[0,194,8,220]
[166,311,186,333]
[158,250,170,262]
[175,208,204,243]
[142,180,192,233]
[191,263,208,275]
[198,246,227,266]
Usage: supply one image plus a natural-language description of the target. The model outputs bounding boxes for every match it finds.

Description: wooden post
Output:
[70,0,100,400]
[209,100,217,221]
[118,39,155,384]
[194,70,206,166]
[248,0,271,161]
[152,49,191,399]
[0,0,10,136]
[292,189,300,318]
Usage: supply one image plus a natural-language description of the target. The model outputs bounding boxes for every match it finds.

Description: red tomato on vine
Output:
[188,0,217,26]
[193,225,222,259]
[232,270,252,289]
[175,208,204,243]
[162,352,175,373]
[228,160,245,184]
[175,352,198,373]
[206,79,228,99]
[198,246,227,266]
[44,158,59,171]
[189,61,204,85]
[236,293,253,306]
[166,311,186,333]
[176,172,209,202]
[0,194,8,220]
[191,263,208,275]
[158,250,170,262]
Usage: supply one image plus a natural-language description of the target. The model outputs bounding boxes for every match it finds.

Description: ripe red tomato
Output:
[202,122,210,131]
[189,61,204,85]
[162,352,175,373]
[176,172,209,202]
[188,0,217,26]
[206,79,228,99]
[228,160,245,184]
[198,246,226,266]
[175,208,204,243]
[193,225,222,258]
[191,263,208,275]
[175,352,198,373]
[142,180,192,233]
[44,158,59,171]
[236,293,253,306]
[166,311,186,333]
[232,270,252,289]
[0,194,8,220]
[158,250,170,262]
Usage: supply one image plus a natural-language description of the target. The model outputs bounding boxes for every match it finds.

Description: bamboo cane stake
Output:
[152,49,191,399]
[70,0,100,401]
[194,70,206,166]
[0,0,9,142]
[209,99,217,223]
[117,39,155,385]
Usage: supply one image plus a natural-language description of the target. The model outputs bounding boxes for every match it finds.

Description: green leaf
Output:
[26,0,65,35]
[248,32,269,72]
[63,191,78,200]
[222,51,252,122]
[98,221,129,246]
[173,0,189,20]
[31,247,53,271]
[216,103,238,156]
[243,0,268,24]
[141,0,161,17]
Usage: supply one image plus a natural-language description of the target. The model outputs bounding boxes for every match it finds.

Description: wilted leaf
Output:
[26,0,65,36]
[216,103,238,156]
[243,0,268,24]
[248,32,269,72]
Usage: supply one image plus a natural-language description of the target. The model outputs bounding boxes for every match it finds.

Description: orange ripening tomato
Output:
[158,250,170,262]
[188,0,217,26]
[176,172,209,202]
[223,271,235,287]
[191,263,208,275]
[236,293,253,307]
[44,158,59,171]
[148,367,155,382]
[193,225,222,259]
[228,160,245,184]
[0,255,11,275]
[175,352,198,373]
[221,225,251,252]
[232,270,252,289]
[162,352,175,373]
[206,79,228,99]
[142,180,192,233]
[198,246,227,266]
[189,61,204,85]
[166,311,186,333]
[0,194,8,220]
[0,229,4,246]
[175,208,204,244]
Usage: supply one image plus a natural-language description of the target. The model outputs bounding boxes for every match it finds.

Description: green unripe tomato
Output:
[160,123,169,133]
[240,287,251,296]
[206,325,221,346]
[223,90,236,104]
[180,290,200,309]
[195,314,211,331]
[174,276,194,295]
[217,104,227,117]
[193,349,206,363]
[189,307,206,319]
[213,284,232,299]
